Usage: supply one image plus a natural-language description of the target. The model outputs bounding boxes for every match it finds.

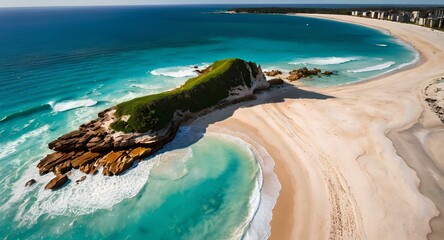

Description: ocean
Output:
[0,5,417,239]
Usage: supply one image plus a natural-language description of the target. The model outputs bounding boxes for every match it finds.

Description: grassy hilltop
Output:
[111,58,261,133]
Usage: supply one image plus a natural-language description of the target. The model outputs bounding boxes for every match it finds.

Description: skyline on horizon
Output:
[1,0,444,8]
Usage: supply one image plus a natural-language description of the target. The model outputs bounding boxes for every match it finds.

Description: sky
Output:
[1,0,443,8]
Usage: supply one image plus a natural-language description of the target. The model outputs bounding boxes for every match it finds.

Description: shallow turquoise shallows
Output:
[0,5,416,239]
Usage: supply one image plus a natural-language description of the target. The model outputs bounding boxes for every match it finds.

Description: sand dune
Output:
[193,14,444,239]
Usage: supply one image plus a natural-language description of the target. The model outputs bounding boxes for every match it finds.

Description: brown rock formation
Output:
[264,70,282,77]
[54,161,72,175]
[25,179,36,187]
[37,108,180,190]
[287,75,300,81]
[267,78,285,86]
[287,67,322,81]
[323,71,335,76]
[76,176,87,184]
[45,174,68,190]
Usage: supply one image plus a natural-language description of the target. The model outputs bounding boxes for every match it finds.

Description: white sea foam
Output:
[51,99,97,112]
[0,125,50,160]
[68,106,101,129]
[347,61,395,73]
[4,132,193,227]
[9,160,156,227]
[376,44,388,47]
[150,148,193,181]
[150,63,209,78]
[290,56,359,66]
[3,128,279,237]
[261,66,292,80]
[130,83,164,91]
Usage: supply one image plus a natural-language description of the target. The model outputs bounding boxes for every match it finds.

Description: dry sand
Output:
[194,14,444,239]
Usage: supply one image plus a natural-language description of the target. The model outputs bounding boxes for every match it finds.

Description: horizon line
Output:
[1,3,444,9]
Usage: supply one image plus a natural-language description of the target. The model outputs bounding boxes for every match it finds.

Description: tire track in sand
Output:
[262,102,365,239]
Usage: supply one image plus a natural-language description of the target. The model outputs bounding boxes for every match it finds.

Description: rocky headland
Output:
[35,58,269,190]
[264,67,336,82]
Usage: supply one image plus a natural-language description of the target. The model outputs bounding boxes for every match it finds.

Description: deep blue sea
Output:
[0,5,417,240]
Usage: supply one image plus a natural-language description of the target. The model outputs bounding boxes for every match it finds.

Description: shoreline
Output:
[205,131,281,240]
[199,14,444,239]
[292,13,424,89]
[230,11,425,89]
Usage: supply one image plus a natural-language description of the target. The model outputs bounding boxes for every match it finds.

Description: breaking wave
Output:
[50,99,97,112]
[347,61,395,73]
[0,104,51,124]
[290,56,359,66]
[150,63,209,78]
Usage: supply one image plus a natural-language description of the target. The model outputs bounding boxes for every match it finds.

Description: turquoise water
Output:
[0,131,260,239]
[0,5,417,239]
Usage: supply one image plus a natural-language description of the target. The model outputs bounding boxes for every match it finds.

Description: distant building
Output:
[397,13,411,23]
[428,13,437,19]
[412,11,421,19]
[389,14,399,21]
[350,7,443,29]
[371,11,380,19]
[379,12,386,19]
[396,15,407,23]
[429,18,438,28]
[418,17,427,26]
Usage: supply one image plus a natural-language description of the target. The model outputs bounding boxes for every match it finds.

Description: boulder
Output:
[110,156,135,175]
[267,78,284,85]
[90,140,113,153]
[128,147,152,160]
[287,75,301,81]
[76,176,87,184]
[54,161,72,175]
[79,164,91,174]
[25,179,36,187]
[264,70,282,77]
[38,151,78,175]
[99,151,125,167]
[71,152,101,168]
[37,152,64,168]
[45,174,68,190]
[103,167,113,176]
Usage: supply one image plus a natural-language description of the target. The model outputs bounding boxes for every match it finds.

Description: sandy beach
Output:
[193,14,444,239]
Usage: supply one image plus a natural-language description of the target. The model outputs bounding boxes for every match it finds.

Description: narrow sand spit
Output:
[193,14,444,239]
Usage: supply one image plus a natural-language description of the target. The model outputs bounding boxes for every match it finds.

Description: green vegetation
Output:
[111,58,260,133]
